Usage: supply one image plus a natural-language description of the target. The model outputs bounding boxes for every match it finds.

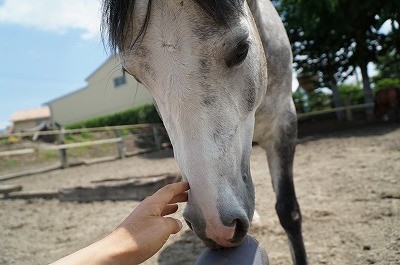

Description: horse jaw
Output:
[119,0,267,248]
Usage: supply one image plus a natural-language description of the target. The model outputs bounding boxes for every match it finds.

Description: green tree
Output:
[341,0,398,117]
[377,0,400,79]
[375,78,400,92]
[375,50,400,79]
[276,0,400,118]
[275,0,353,120]
[338,85,364,105]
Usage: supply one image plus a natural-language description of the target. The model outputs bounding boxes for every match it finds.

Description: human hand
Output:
[50,182,189,265]
[110,181,189,264]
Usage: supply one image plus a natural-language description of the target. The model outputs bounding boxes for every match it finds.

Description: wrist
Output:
[98,228,141,265]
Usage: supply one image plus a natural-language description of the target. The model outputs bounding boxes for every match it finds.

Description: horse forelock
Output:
[101,0,146,52]
[193,0,244,23]
[101,0,244,52]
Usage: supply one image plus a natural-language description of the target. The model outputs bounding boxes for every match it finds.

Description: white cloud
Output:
[0,0,101,39]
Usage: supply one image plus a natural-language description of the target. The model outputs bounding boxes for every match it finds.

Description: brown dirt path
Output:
[1,124,399,265]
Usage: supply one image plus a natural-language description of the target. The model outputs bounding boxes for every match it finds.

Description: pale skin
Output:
[51,182,189,265]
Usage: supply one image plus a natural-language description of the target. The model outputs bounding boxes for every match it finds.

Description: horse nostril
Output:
[185,219,193,231]
[230,218,248,243]
[226,219,237,228]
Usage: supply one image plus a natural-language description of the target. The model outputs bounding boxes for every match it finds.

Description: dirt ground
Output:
[1,123,399,265]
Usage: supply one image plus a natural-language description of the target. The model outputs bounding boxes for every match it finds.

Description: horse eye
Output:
[225,40,250,68]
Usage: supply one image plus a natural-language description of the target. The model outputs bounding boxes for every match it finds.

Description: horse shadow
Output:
[158,230,205,265]
[297,119,400,144]
[138,148,174,160]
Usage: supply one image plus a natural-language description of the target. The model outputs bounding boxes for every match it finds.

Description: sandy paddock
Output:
[1,123,399,265]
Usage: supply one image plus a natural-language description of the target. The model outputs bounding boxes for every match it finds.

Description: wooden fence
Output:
[0,103,374,181]
[0,124,166,181]
[297,103,374,121]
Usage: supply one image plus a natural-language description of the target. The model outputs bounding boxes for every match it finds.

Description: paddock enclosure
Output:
[1,123,399,265]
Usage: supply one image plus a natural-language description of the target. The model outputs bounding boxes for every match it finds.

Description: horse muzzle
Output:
[183,202,251,249]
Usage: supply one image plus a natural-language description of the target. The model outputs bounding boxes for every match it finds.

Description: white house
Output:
[46,56,153,126]
[9,106,51,133]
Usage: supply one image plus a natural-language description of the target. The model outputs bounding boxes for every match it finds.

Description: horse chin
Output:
[186,219,247,249]
[203,238,243,250]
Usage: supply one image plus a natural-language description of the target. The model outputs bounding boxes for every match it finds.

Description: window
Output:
[114,76,126,88]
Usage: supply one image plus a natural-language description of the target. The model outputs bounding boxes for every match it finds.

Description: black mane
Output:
[101,0,243,52]
[193,0,243,24]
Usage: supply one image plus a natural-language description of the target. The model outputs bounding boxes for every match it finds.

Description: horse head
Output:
[102,0,267,248]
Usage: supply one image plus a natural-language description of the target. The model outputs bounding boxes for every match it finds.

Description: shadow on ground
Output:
[137,121,400,160]
[297,120,400,143]
[158,230,204,265]
[138,149,175,160]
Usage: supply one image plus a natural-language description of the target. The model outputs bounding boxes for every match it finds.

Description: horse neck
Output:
[246,0,292,91]
[246,0,259,13]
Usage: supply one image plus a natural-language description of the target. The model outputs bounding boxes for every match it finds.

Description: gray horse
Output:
[102,0,307,264]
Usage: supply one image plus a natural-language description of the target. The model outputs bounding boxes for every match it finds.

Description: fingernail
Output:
[177,219,183,230]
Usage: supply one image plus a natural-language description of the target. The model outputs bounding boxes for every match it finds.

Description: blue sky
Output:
[0,0,108,130]
[0,0,394,131]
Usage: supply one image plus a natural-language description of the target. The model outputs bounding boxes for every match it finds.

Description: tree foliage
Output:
[275,0,400,116]
[375,78,400,92]
[374,49,400,80]
[338,85,364,105]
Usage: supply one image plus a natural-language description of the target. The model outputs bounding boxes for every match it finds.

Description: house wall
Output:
[48,56,153,126]
[13,120,41,133]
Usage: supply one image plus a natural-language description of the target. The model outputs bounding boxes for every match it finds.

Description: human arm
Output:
[50,181,189,265]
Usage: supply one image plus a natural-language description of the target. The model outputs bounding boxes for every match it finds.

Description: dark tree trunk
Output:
[328,68,345,121]
[359,61,375,119]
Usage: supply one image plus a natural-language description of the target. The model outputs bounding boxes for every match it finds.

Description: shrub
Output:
[307,89,333,111]
[66,104,161,129]
[375,78,400,92]
[338,85,364,105]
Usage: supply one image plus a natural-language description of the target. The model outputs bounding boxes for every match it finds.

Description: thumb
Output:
[163,217,183,235]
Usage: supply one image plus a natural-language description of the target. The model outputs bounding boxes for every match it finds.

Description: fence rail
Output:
[0,149,35,157]
[0,123,166,181]
[297,103,374,121]
[43,138,123,151]
[0,124,157,139]
[0,103,375,180]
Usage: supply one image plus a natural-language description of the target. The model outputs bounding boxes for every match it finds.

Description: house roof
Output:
[46,55,117,105]
[85,55,117,81]
[9,106,50,122]
[45,86,88,105]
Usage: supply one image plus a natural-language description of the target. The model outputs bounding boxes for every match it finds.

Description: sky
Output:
[0,0,393,131]
[0,0,108,130]
[0,0,299,132]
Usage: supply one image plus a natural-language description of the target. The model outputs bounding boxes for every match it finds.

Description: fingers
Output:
[163,217,183,235]
[147,182,189,208]
[161,204,179,216]
[169,192,188,204]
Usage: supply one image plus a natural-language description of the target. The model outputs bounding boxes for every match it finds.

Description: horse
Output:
[101,1,307,264]
[374,87,400,122]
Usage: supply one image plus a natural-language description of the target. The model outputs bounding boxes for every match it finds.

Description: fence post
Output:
[344,99,353,122]
[152,125,162,150]
[115,129,125,159]
[58,128,68,168]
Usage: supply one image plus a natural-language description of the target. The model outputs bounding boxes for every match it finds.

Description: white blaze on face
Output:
[121,0,267,246]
